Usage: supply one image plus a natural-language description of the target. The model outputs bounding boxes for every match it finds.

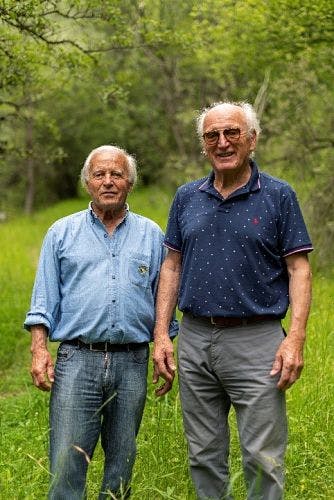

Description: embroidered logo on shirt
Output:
[138,265,149,274]
[252,217,260,225]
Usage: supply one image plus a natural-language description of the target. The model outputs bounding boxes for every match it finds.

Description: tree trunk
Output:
[24,116,35,214]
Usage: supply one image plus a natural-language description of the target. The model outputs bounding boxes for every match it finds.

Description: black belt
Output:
[187,313,278,328]
[64,339,148,352]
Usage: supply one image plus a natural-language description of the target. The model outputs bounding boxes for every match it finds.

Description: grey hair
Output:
[196,101,261,145]
[80,145,138,187]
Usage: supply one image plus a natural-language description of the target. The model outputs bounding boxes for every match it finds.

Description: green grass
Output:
[0,188,333,499]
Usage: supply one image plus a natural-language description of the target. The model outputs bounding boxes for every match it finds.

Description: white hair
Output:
[196,101,261,144]
[80,145,138,187]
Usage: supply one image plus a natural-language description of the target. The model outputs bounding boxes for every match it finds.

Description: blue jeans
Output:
[49,342,149,499]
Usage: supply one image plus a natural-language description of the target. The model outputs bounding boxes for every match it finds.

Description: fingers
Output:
[154,380,173,397]
[152,341,176,397]
[270,356,282,377]
[166,352,177,373]
[276,361,303,391]
[30,355,54,392]
[153,355,175,382]
[47,362,55,384]
[152,360,176,397]
[152,339,175,381]
[152,364,160,385]
[152,358,171,383]
[31,370,52,391]
[270,336,304,391]
[270,354,303,391]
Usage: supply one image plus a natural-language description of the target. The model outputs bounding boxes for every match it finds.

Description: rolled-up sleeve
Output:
[24,228,61,334]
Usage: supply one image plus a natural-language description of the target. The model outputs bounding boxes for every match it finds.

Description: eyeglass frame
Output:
[202,127,249,146]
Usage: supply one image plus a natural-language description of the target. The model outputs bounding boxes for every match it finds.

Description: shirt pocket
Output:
[128,253,150,288]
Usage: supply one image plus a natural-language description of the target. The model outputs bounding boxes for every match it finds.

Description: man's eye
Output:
[206,131,219,139]
[225,128,240,138]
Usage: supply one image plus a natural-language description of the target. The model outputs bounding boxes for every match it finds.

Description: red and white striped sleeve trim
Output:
[282,245,314,257]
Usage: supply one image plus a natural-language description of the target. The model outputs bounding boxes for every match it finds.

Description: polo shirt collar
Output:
[199,159,261,200]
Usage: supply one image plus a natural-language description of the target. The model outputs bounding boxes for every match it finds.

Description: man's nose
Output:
[103,173,114,184]
[217,132,230,147]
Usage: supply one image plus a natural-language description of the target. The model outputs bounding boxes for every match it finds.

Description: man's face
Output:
[202,106,257,174]
[86,150,132,215]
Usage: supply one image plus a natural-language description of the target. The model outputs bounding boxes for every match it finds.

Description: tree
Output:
[0,0,333,269]
[0,0,143,212]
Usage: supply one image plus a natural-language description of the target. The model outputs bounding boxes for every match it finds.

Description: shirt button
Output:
[104,234,108,238]
[112,300,116,303]
[111,324,115,328]
[112,253,116,257]
[112,275,115,279]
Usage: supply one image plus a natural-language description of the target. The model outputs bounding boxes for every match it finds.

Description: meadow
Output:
[0,187,333,499]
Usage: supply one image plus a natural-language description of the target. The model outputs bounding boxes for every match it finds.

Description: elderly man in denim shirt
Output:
[24,145,178,499]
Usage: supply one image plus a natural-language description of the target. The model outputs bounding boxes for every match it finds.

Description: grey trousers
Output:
[178,314,287,500]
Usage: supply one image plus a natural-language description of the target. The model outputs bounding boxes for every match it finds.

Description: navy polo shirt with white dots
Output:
[164,160,313,318]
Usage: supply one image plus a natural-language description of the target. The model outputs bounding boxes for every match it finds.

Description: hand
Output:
[30,347,55,391]
[270,334,305,390]
[152,335,176,397]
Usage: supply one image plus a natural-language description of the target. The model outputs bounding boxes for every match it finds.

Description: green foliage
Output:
[0,193,333,498]
[0,0,333,266]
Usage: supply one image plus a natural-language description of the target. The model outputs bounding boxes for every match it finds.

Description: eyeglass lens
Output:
[203,128,241,144]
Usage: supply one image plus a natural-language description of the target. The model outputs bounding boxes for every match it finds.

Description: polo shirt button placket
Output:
[219,204,231,214]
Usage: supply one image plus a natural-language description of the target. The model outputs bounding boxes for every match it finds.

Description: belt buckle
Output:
[89,342,108,352]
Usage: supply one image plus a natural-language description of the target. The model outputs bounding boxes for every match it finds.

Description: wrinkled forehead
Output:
[89,150,128,172]
[203,105,247,131]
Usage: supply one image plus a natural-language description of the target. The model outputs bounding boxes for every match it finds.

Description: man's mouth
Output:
[217,152,234,158]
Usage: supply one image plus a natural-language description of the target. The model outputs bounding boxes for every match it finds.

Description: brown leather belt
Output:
[64,339,148,352]
[189,314,278,328]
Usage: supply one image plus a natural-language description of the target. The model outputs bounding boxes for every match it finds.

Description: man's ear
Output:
[249,131,257,151]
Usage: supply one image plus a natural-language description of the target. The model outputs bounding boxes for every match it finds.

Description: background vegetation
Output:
[0,0,333,268]
[0,1,333,498]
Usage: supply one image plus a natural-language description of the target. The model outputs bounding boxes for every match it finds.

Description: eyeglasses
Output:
[90,170,126,182]
[202,128,243,146]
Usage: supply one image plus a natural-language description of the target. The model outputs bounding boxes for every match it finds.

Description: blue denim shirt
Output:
[24,204,178,343]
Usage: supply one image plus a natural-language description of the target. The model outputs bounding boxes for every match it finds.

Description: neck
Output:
[213,163,252,198]
[92,204,126,234]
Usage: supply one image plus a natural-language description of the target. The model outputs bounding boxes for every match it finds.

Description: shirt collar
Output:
[88,202,130,224]
[199,159,261,199]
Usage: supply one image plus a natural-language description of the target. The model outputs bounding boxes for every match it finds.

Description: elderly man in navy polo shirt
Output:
[152,102,313,499]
